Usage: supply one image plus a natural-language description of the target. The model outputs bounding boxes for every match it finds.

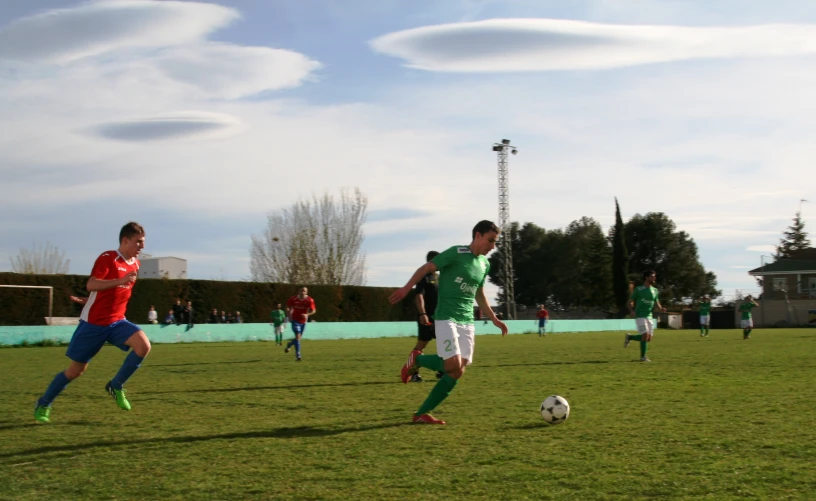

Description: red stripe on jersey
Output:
[287,295,315,324]
[80,250,139,326]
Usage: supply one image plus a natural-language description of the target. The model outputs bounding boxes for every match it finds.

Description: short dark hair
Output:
[119,221,145,243]
[472,220,500,240]
[643,270,655,279]
[426,250,439,262]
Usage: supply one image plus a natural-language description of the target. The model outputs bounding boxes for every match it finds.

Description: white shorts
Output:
[434,320,475,365]
[636,318,655,336]
[741,319,753,329]
[274,324,284,334]
[700,315,710,326]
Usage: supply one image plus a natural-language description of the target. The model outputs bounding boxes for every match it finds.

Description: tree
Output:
[10,242,70,274]
[250,188,367,285]
[489,218,612,310]
[775,211,811,258]
[623,212,720,303]
[611,198,630,317]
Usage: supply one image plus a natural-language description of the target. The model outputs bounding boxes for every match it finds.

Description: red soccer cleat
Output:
[400,349,422,384]
[413,413,446,425]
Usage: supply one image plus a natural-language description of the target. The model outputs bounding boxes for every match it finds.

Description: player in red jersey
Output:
[284,287,316,361]
[34,222,152,424]
[536,304,549,337]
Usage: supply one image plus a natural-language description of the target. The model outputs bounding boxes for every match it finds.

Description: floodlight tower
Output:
[492,139,518,320]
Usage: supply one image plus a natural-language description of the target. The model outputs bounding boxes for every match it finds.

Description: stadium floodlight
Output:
[492,139,519,320]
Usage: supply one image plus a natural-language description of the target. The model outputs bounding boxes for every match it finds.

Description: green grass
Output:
[2,329,815,500]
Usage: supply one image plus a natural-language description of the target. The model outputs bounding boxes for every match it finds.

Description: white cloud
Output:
[370,18,816,72]
[154,43,322,99]
[746,245,777,253]
[0,0,238,64]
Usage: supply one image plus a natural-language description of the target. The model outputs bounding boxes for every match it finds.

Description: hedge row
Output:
[0,273,416,326]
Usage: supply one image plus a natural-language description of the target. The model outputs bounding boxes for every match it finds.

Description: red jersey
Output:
[80,250,139,326]
[536,309,549,319]
[287,295,315,324]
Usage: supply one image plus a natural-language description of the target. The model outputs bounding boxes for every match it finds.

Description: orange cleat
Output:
[400,349,422,384]
[413,413,446,425]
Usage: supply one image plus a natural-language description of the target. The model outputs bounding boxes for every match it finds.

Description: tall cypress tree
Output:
[776,211,811,258]
[612,198,630,318]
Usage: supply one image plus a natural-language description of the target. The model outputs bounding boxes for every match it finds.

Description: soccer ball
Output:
[540,395,570,425]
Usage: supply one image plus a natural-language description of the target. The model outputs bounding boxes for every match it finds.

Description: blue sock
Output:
[38,372,71,407]
[294,338,301,357]
[110,351,145,390]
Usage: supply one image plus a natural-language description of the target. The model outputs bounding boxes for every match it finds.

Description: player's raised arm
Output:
[389,262,437,304]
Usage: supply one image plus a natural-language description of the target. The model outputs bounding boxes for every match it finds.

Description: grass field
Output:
[2,328,815,500]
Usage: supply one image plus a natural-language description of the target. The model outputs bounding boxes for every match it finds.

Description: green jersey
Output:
[270,309,286,326]
[630,285,659,319]
[431,245,490,324]
[739,302,756,320]
[699,303,712,316]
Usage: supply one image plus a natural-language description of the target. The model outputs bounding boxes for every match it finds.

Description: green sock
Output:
[416,354,444,373]
[700,326,704,335]
[705,327,710,336]
[629,334,643,342]
[640,341,648,358]
[416,374,458,416]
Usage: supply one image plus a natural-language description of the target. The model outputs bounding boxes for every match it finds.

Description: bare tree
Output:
[10,242,70,274]
[250,188,367,285]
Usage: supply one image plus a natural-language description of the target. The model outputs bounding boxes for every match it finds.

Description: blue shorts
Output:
[66,319,142,363]
[291,322,306,335]
[538,319,547,327]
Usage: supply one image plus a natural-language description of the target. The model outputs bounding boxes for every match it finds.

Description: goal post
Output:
[0,285,53,322]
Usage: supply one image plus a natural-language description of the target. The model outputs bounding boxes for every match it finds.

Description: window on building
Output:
[772,277,787,292]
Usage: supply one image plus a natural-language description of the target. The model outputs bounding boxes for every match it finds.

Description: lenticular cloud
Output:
[93,112,241,142]
[370,18,816,72]
[0,0,238,63]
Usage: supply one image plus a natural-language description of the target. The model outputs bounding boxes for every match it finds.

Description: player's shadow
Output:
[482,360,610,369]
[143,380,395,395]
[0,420,96,431]
[0,423,409,461]
[148,359,263,368]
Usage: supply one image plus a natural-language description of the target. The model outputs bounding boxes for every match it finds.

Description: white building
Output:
[138,256,187,280]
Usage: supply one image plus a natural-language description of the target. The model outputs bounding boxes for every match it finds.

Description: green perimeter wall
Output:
[0,319,637,346]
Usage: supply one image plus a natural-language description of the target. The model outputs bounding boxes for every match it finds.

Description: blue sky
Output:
[1,0,815,302]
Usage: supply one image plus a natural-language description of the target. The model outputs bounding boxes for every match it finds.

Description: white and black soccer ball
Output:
[540,395,570,425]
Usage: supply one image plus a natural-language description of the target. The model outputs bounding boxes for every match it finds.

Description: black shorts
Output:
[417,322,436,342]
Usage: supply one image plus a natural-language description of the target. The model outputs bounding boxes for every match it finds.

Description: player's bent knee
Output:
[447,366,465,379]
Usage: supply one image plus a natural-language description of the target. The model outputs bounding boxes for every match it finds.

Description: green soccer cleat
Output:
[105,382,132,411]
[34,405,51,424]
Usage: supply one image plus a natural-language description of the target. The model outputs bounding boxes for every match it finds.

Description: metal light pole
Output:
[492,139,518,320]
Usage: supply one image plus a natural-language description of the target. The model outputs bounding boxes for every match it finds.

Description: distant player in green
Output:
[699,296,712,337]
[270,303,287,346]
[624,270,666,362]
[739,295,759,339]
[389,220,509,425]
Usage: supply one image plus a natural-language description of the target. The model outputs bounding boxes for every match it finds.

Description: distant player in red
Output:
[536,304,549,337]
[284,287,316,361]
[34,222,152,424]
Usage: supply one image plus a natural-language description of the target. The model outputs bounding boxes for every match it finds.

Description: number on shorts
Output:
[444,339,453,352]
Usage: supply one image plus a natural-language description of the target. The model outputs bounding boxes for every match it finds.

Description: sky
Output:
[1,0,815,304]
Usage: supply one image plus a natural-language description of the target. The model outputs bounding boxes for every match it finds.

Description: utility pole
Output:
[492,139,518,320]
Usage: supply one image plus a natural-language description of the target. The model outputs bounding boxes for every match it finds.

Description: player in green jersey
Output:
[270,303,287,346]
[699,296,712,337]
[624,270,666,362]
[739,295,759,339]
[389,220,509,425]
